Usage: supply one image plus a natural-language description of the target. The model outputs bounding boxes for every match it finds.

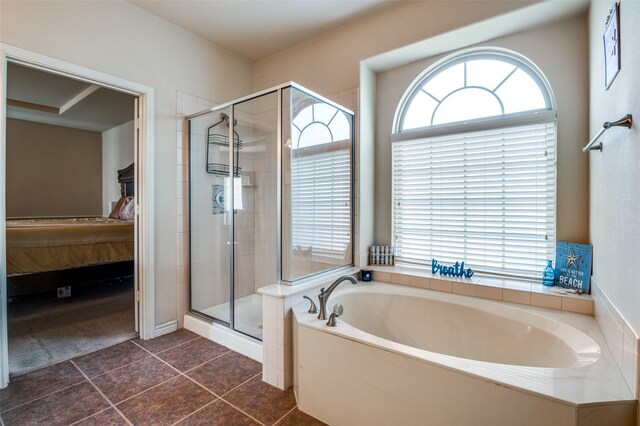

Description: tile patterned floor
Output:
[0,329,326,426]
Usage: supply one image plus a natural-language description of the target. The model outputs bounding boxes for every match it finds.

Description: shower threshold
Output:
[199,293,263,340]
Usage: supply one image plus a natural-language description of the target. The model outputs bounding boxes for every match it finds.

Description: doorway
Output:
[5,62,138,376]
[0,44,156,388]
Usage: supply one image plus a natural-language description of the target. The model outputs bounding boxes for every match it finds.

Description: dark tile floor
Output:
[0,329,326,426]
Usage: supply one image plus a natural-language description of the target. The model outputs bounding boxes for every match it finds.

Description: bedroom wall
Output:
[102,120,135,217]
[6,118,102,218]
[0,1,253,329]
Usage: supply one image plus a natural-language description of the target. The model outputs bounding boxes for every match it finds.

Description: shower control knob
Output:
[302,296,318,314]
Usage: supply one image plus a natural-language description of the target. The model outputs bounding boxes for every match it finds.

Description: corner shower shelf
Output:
[206,132,243,176]
[208,133,243,148]
[206,163,242,177]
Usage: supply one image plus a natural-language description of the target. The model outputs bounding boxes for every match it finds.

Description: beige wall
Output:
[102,120,135,217]
[375,14,589,245]
[253,1,535,94]
[6,118,102,218]
[0,1,253,327]
[589,0,640,332]
[253,2,589,253]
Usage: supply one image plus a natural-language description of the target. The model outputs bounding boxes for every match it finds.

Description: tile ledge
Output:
[367,264,594,307]
[258,267,361,298]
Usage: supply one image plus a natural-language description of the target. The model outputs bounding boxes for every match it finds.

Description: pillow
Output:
[109,196,134,220]
[119,197,136,220]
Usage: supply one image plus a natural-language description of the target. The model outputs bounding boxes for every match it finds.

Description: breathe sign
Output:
[432,259,474,278]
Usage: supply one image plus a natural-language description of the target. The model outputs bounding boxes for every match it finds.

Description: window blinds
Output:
[392,120,556,279]
[291,143,351,257]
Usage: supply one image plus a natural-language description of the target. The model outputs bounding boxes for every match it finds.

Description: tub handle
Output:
[302,296,318,314]
[326,304,343,327]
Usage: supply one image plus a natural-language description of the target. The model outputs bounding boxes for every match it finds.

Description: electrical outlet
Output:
[57,286,71,298]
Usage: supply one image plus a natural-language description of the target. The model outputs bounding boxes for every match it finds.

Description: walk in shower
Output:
[187,83,355,340]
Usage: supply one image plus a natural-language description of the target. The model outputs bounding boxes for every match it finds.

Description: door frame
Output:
[0,43,156,388]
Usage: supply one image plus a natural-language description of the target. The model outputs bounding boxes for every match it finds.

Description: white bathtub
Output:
[293,282,636,426]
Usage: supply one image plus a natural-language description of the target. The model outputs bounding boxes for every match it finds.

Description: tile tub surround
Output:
[258,267,362,390]
[293,282,637,426]
[368,264,595,315]
[0,330,325,426]
[593,278,640,400]
[258,263,595,391]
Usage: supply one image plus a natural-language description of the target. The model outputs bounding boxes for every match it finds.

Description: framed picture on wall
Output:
[603,2,621,90]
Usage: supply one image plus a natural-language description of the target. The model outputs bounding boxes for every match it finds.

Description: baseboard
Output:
[592,277,639,399]
[155,320,178,337]
[184,314,262,363]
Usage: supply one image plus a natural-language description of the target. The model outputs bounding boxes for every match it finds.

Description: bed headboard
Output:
[118,163,134,196]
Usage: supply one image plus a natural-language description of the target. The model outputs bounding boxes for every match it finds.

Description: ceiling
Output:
[6,63,135,133]
[128,0,398,60]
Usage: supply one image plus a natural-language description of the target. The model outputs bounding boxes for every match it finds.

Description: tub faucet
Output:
[317,275,357,320]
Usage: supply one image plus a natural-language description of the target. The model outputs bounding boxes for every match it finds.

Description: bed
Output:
[6,164,136,297]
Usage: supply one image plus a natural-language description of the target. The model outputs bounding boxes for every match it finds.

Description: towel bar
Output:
[582,114,633,152]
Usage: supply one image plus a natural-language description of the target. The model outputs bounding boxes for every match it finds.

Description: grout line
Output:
[273,405,297,425]
[131,338,268,425]
[149,335,202,356]
[220,373,261,398]
[132,338,232,378]
[68,406,112,426]
[87,353,155,381]
[112,374,183,407]
[127,340,223,401]
[181,349,232,374]
[168,399,218,426]
[0,377,86,415]
[70,360,134,426]
[181,374,223,399]
[218,397,267,426]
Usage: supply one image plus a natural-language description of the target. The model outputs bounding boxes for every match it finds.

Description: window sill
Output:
[366,264,593,315]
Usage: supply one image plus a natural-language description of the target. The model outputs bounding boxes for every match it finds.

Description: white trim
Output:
[0,50,9,388]
[0,43,156,388]
[59,84,100,114]
[155,320,179,337]
[391,109,556,142]
[392,47,556,134]
[184,314,263,363]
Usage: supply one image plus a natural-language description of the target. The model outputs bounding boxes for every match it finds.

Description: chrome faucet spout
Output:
[317,275,357,320]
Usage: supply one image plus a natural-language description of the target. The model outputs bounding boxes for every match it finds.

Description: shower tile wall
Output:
[176,88,359,328]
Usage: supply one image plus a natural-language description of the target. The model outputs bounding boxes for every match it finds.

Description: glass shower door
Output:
[232,92,277,340]
[189,107,232,326]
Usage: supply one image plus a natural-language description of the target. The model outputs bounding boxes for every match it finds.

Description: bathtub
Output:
[293,282,636,426]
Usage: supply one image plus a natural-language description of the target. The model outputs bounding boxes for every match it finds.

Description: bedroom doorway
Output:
[0,45,156,388]
[4,62,139,377]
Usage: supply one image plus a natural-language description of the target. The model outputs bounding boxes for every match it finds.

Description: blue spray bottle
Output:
[542,260,555,286]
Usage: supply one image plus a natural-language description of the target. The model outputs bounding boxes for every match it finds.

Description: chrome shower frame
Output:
[186,82,355,339]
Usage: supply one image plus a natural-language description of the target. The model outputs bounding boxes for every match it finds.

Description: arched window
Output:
[392,48,556,279]
[292,102,351,148]
[289,99,352,259]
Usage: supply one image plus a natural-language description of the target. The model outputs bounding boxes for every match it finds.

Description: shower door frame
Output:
[186,82,356,340]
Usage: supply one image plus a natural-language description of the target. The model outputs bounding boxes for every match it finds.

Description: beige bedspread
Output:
[6,218,134,275]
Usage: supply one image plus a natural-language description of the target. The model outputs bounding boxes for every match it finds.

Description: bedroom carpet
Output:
[7,278,137,377]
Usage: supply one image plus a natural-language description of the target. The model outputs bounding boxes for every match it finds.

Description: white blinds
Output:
[291,142,351,257]
[392,120,556,279]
